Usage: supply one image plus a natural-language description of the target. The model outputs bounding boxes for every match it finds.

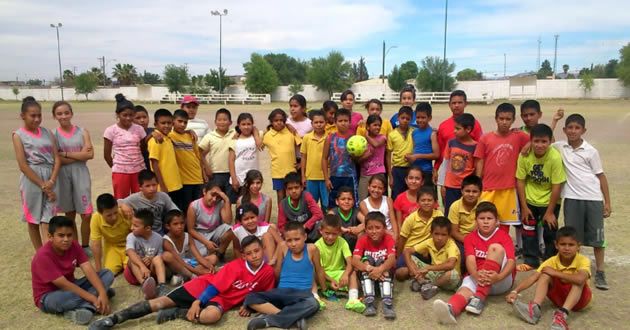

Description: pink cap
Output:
[181,95,199,105]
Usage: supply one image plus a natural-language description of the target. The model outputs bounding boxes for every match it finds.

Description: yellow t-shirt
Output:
[263,127,302,179]
[198,129,236,173]
[537,253,592,282]
[325,123,337,135]
[169,131,203,185]
[356,120,393,138]
[414,238,461,273]
[401,209,444,248]
[300,131,326,180]
[387,127,415,167]
[447,198,477,236]
[90,210,131,248]
[148,135,183,192]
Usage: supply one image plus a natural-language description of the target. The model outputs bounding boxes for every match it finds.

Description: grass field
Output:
[1,99,628,329]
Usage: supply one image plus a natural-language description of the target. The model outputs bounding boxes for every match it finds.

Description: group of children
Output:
[13,88,611,329]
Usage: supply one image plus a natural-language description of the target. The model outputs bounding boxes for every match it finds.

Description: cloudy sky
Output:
[1,0,628,82]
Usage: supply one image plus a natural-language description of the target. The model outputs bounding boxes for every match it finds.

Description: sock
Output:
[475,259,501,301]
[559,307,569,316]
[113,301,152,324]
[349,289,359,300]
[447,294,468,316]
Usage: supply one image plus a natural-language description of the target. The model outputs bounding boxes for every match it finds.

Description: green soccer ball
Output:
[346,135,368,157]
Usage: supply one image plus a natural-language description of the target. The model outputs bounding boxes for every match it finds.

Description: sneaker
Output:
[315,296,326,310]
[595,271,609,290]
[106,288,116,299]
[157,283,170,297]
[88,316,114,330]
[295,318,307,330]
[382,303,396,320]
[432,299,457,324]
[465,296,485,315]
[410,279,423,292]
[512,300,541,324]
[63,308,93,325]
[141,277,156,300]
[247,316,268,330]
[156,307,187,324]
[363,303,377,317]
[345,298,366,314]
[420,283,439,300]
[170,275,183,286]
[550,309,569,330]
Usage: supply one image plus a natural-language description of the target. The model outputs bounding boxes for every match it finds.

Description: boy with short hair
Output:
[516,124,566,271]
[386,106,416,200]
[199,108,237,202]
[395,187,443,281]
[443,113,478,215]
[124,209,168,299]
[406,103,439,190]
[169,109,205,213]
[315,214,366,313]
[301,110,329,209]
[404,216,461,299]
[89,236,275,329]
[519,99,563,133]
[507,226,591,330]
[330,186,365,250]
[448,175,482,273]
[433,202,516,324]
[89,193,131,275]
[118,170,179,234]
[148,109,183,207]
[352,212,397,319]
[277,172,323,242]
[180,95,209,138]
[245,222,327,330]
[323,108,358,209]
[322,100,338,135]
[552,114,611,289]
[32,216,114,325]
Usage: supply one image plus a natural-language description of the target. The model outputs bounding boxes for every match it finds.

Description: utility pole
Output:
[50,23,64,100]
[97,56,106,85]
[504,53,507,78]
[553,34,559,79]
[442,0,449,91]
[382,41,385,84]
[537,37,541,70]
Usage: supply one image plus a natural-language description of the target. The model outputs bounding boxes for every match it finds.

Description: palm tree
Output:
[112,63,139,86]
[63,69,75,87]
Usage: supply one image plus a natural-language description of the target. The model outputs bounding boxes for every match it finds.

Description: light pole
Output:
[50,23,64,100]
[381,41,397,84]
[211,9,228,93]
[442,0,448,91]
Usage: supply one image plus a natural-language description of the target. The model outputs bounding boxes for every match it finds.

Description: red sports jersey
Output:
[183,259,275,310]
[464,228,515,273]
[353,233,396,264]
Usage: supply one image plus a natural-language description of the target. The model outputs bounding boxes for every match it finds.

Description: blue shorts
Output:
[272,178,285,191]
[396,251,431,269]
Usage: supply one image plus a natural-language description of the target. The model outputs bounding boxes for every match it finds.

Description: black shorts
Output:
[166,286,223,311]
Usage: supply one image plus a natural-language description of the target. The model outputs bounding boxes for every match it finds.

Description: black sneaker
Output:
[595,271,609,290]
[64,308,93,325]
[382,303,396,320]
[157,283,170,297]
[88,316,115,330]
[363,302,377,317]
[247,317,268,330]
[156,307,188,324]
[106,288,116,299]
[420,283,439,300]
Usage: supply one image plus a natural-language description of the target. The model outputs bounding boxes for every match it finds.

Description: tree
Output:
[399,61,419,81]
[90,67,109,86]
[163,64,190,93]
[388,65,405,92]
[204,68,232,93]
[605,59,618,78]
[352,57,369,82]
[307,51,353,98]
[562,64,569,74]
[142,71,161,84]
[188,75,209,94]
[289,81,304,96]
[112,63,140,86]
[27,79,43,86]
[63,69,75,87]
[617,43,630,86]
[12,86,19,100]
[415,56,456,92]
[579,72,594,94]
[74,72,99,100]
[243,53,280,94]
[456,68,483,81]
[263,53,308,85]
[537,59,553,79]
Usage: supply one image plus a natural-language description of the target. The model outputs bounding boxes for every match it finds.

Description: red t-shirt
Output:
[436,116,483,169]
[444,139,477,189]
[353,233,396,264]
[473,131,530,190]
[349,111,364,136]
[464,228,515,276]
[31,241,89,308]
[183,259,275,310]
[393,191,419,222]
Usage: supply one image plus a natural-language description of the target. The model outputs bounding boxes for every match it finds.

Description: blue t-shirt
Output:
[412,125,434,172]
[328,133,357,178]
[390,112,419,129]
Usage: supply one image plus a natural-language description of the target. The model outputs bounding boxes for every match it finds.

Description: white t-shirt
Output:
[363,196,392,231]
[231,222,270,243]
[186,118,209,140]
[553,140,604,201]
[229,135,259,185]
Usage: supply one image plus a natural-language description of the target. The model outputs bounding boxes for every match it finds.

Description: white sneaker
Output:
[170,275,183,286]
[433,299,457,324]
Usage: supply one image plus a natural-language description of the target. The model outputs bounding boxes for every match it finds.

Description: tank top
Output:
[363,196,392,231]
[278,245,313,290]
[190,198,223,232]
[14,127,55,166]
[280,193,311,224]
[328,133,356,178]
[55,126,87,167]
[238,193,271,223]
[412,126,434,172]
[163,232,190,257]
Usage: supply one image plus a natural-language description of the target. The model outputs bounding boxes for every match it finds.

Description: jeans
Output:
[306,180,328,211]
[244,288,319,328]
[522,203,560,268]
[40,269,114,314]
[444,187,462,217]
[391,167,410,200]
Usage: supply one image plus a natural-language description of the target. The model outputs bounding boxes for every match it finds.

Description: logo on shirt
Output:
[492,144,514,167]
[474,248,487,259]
[450,153,469,173]
[233,280,259,291]
[529,164,550,184]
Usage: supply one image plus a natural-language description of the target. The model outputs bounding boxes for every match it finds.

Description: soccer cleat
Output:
[247,316,268,330]
[513,300,541,324]
[141,277,156,300]
[63,308,93,325]
[156,307,187,324]
[363,302,377,317]
[157,283,170,297]
[465,296,485,315]
[345,299,366,314]
[420,283,439,300]
[433,299,457,324]
[595,271,609,290]
[550,309,569,330]
[382,303,396,320]
[88,316,115,330]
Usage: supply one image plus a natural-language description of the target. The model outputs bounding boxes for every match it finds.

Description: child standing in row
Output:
[357,114,387,200]
[89,193,131,275]
[323,108,358,209]
[149,109,183,208]
[170,110,205,213]
[301,110,329,209]
[390,85,418,129]
[287,94,312,173]
[356,99,393,138]
[133,105,153,170]
[180,95,208,138]
[13,97,61,250]
[407,103,439,190]
[53,101,94,250]
[199,109,236,202]
[339,89,363,135]
[387,106,415,200]
[236,170,272,223]
[443,113,478,215]
[322,100,338,135]
[229,113,261,194]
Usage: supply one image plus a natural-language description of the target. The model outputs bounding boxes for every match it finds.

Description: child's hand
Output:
[553,108,565,122]
[357,119,365,127]
[186,300,202,322]
[120,204,134,219]
[432,171,438,185]
[325,179,333,191]
[46,190,57,202]
[186,129,198,143]
[238,306,251,317]
[231,179,240,192]
[286,123,297,135]
[368,266,384,280]
[140,266,151,279]
[152,131,164,143]
[339,274,349,288]
[330,279,339,290]
[604,203,612,218]
[205,241,219,252]
[404,153,416,162]
[301,177,306,188]
[95,293,111,315]
[482,270,499,286]
[142,256,151,267]
[543,211,558,229]
[520,142,531,155]
[388,174,394,189]
[505,291,518,304]
[520,207,534,224]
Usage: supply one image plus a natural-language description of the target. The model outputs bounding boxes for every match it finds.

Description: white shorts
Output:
[459,255,514,295]
[437,160,448,187]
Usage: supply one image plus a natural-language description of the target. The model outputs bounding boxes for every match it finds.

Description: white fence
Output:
[330,91,493,104]
[160,93,270,105]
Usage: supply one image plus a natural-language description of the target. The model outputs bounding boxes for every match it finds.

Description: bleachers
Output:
[160,93,270,105]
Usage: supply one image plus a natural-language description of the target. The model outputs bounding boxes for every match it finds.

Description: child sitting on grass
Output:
[507,226,592,330]
[229,203,282,265]
[329,186,365,250]
[187,182,233,259]
[89,193,131,275]
[277,171,323,242]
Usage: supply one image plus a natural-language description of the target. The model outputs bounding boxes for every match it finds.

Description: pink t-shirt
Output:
[473,131,530,190]
[287,117,313,137]
[31,241,89,308]
[103,123,146,173]
[349,112,364,136]
[360,135,386,176]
